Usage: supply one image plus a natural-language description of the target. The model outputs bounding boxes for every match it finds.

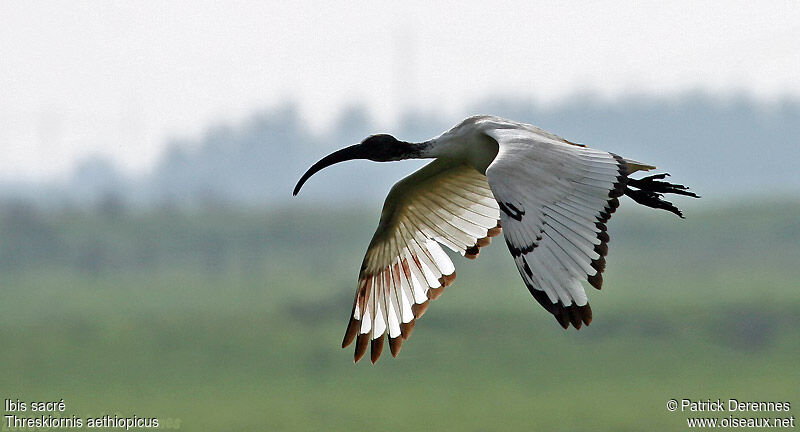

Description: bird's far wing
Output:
[484,127,629,329]
[343,158,501,363]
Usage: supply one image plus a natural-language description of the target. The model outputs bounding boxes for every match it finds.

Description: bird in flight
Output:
[293,115,698,363]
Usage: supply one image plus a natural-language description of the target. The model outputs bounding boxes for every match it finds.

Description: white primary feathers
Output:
[293,115,698,363]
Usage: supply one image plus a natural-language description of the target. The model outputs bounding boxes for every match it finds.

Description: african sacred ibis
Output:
[293,115,698,363]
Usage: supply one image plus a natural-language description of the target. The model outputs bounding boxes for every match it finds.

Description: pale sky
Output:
[2,1,799,181]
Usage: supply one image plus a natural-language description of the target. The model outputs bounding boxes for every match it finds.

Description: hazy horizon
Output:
[1,92,797,210]
[3,1,799,181]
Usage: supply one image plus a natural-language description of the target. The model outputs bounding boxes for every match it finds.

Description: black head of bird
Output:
[293,134,419,196]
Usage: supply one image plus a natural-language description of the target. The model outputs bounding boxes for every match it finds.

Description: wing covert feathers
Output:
[343,159,501,363]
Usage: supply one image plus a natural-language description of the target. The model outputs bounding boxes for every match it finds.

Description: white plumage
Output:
[293,115,698,363]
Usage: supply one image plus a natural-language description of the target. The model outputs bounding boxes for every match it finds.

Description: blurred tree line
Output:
[1,93,798,209]
[0,198,371,277]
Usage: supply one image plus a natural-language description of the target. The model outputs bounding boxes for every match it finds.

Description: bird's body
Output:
[294,115,698,363]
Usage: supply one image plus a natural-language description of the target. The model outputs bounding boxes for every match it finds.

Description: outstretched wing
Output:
[484,125,632,329]
[343,158,501,363]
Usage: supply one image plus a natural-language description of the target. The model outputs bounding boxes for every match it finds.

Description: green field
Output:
[1,200,798,431]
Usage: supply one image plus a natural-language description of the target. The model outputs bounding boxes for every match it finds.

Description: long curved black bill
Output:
[293,144,362,196]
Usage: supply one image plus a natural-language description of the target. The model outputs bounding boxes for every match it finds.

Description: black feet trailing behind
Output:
[624,173,700,218]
